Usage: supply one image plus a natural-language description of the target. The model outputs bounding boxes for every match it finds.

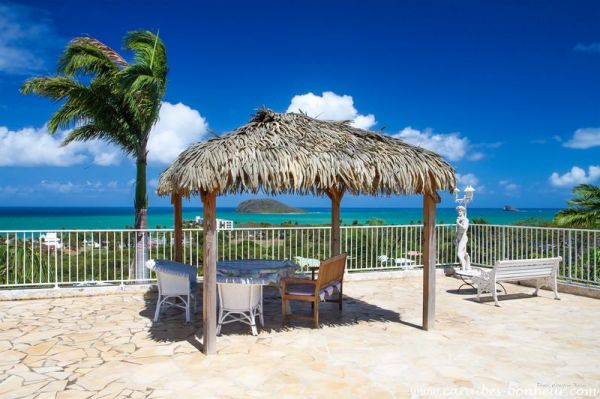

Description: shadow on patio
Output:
[446,286,539,303]
[140,285,407,345]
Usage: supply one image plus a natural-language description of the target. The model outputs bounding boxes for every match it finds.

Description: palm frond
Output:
[64,124,137,156]
[123,31,167,82]
[554,208,600,228]
[58,40,123,77]
[21,76,89,105]
[70,37,128,68]
[554,184,600,228]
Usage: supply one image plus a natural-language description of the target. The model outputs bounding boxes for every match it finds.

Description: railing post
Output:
[502,226,506,260]
[120,231,125,288]
[54,243,59,289]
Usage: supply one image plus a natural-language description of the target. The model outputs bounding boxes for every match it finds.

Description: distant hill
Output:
[235,199,305,214]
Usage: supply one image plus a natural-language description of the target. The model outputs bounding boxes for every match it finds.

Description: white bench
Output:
[472,257,562,306]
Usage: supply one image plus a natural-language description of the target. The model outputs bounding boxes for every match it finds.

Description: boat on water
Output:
[503,205,519,212]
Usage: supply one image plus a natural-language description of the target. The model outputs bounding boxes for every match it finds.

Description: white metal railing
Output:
[0,224,597,289]
[468,224,599,286]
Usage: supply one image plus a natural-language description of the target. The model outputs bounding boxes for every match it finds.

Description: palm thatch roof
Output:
[157,109,456,198]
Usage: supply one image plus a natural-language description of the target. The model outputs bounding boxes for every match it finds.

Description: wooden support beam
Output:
[422,191,438,331]
[326,187,344,256]
[200,190,217,355]
[171,193,183,263]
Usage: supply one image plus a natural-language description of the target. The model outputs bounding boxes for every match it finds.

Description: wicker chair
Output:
[280,253,347,328]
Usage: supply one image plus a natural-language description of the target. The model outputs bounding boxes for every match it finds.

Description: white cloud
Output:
[574,43,600,53]
[563,128,600,149]
[0,185,19,196]
[0,180,131,198]
[499,180,520,196]
[0,125,120,167]
[467,152,485,161]
[393,127,470,161]
[287,91,377,130]
[38,180,133,195]
[40,180,107,194]
[86,143,121,166]
[0,101,207,167]
[287,91,491,161]
[0,4,61,75]
[147,102,210,164]
[457,173,479,187]
[0,126,86,167]
[549,166,600,188]
[456,172,485,194]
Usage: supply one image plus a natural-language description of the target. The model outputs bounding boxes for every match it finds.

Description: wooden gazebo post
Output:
[200,190,218,355]
[422,190,438,330]
[171,193,183,262]
[326,187,344,256]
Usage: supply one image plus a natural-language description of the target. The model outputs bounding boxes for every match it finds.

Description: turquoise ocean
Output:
[0,207,559,230]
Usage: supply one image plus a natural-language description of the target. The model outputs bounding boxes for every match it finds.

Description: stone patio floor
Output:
[0,274,599,399]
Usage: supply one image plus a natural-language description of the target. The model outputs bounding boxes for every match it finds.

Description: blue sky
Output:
[0,0,599,209]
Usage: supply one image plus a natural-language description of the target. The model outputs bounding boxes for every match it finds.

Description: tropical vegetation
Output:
[554,184,600,228]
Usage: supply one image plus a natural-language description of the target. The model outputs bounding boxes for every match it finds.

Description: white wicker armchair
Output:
[146,260,198,323]
[216,277,264,336]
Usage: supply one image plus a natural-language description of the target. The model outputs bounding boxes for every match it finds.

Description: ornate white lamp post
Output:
[454,185,475,271]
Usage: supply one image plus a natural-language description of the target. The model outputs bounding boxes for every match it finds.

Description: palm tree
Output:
[21,31,168,278]
[554,184,600,228]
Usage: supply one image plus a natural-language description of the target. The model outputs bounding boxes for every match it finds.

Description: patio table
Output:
[216,259,300,314]
[216,259,300,286]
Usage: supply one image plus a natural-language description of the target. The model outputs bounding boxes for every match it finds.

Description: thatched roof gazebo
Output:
[157,109,456,355]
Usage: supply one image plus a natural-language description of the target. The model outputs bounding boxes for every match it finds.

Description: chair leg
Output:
[493,287,500,307]
[313,299,320,328]
[533,280,540,296]
[259,286,265,326]
[258,303,265,327]
[338,285,343,311]
[281,298,287,326]
[552,278,560,300]
[153,296,162,322]
[185,295,191,323]
[216,307,223,336]
[250,315,258,336]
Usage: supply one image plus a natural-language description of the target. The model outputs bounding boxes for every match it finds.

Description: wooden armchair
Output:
[281,253,347,328]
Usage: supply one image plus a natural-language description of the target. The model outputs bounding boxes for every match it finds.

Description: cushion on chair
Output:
[286,280,342,300]
[286,283,316,296]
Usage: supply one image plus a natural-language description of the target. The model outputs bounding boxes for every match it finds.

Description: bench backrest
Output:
[494,257,562,281]
[317,253,347,289]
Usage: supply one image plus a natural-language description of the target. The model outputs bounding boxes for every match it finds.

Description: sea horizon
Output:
[0,206,561,230]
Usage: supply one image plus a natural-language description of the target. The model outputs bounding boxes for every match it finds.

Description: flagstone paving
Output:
[0,275,599,398]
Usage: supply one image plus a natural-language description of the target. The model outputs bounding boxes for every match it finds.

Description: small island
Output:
[236,199,306,214]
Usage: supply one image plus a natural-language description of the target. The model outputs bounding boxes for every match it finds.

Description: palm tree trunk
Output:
[134,156,149,280]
